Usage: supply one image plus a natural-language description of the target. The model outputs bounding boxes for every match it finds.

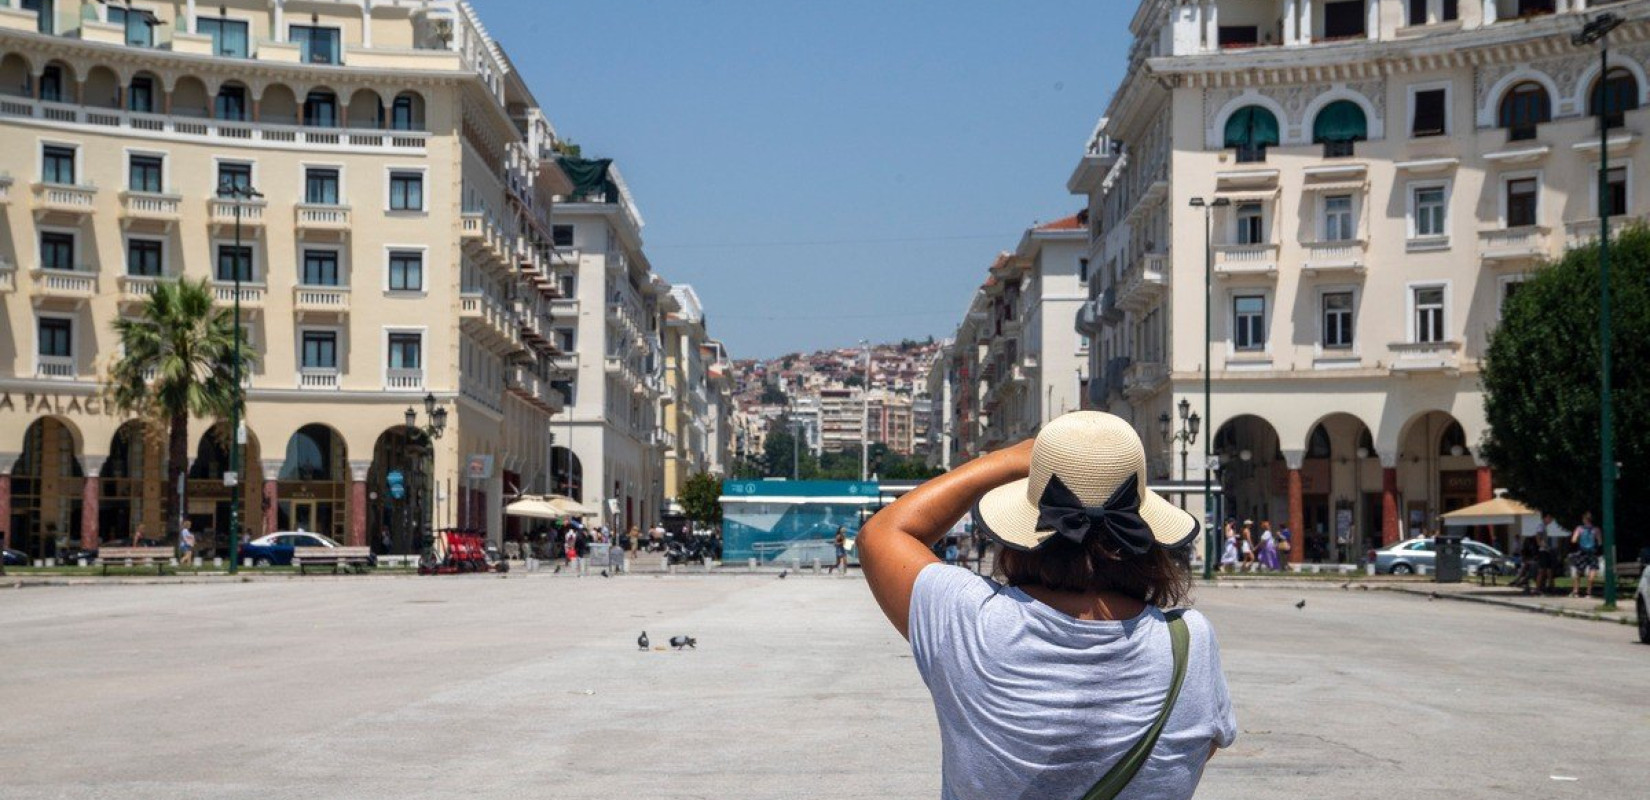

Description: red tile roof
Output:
[1035,212,1085,231]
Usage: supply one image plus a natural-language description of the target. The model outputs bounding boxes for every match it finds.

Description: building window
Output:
[1501,279,1525,315]
[217,162,252,197]
[1079,257,1090,284]
[555,328,576,351]
[1322,291,1355,350]
[1505,177,1538,228]
[1407,0,1427,26]
[215,85,247,121]
[197,16,249,58]
[389,171,424,211]
[1235,202,1265,245]
[216,244,253,282]
[128,76,154,113]
[1590,67,1640,131]
[1223,105,1279,163]
[1603,166,1628,217]
[108,6,156,47]
[388,333,422,370]
[1414,286,1446,343]
[557,272,576,297]
[304,168,340,205]
[552,224,575,247]
[1442,0,1459,20]
[303,91,339,128]
[40,232,74,270]
[42,145,75,185]
[1412,88,1447,137]
[1233,295,1267,351]
[1313,100,1367,158]
[129,155,164,193]
[38,317,71,358]
[1498,82,1551,141]
[302,250,340,286]
[390,94,418,131]
[1516,0,1556,16]
[388,251,423,292]
[289,25,341,65]
[39,65,62,102]
[301,331,338,369]
[1217,26,1259,47]
[21,0,54,35]
[1323,195,1355,241]
[1413,186,1447,238]
[127,239,163,276]
[1323,0,1366,39]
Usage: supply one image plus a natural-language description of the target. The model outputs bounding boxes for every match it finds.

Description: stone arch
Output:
[38,58,75,102]
[214,79,250,121]
[1302,86,1383,141]
[347,87,384,129]
[279,423,347,482]
[1210,414,1283,528]
[128,69,163,113]
[1394,410,1481,538]
[102,420,160,542]
[1575,55,1649,111]
[550,445,583,502]
[1478,67,1560,128]
[1300,412,1378,562]
[1208,91,1291,148]
[367,426,433,554]
[82,64,121,109]
[302,84,341,127]
[390,90,426,131]
[274,424,348,539]
[260,83,299,125]
[171,75,211,118]
[0,52,32,97]
[8,416,86,559]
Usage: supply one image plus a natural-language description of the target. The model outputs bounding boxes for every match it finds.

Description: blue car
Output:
[238,532,347,566]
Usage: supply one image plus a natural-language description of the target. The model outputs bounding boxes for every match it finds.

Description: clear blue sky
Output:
[486,0,1132,360]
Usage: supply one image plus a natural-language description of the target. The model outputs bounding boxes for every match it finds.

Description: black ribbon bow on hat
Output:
[1034,473,1155,556]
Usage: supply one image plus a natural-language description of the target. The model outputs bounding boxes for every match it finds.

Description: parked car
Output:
[1374,537,1512,576]
[2,548,27,566]
[1636,568,1648,645]
[239,532,359,567]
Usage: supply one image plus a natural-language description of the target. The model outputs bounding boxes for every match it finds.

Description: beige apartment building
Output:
[660,283,734,508]
[0,0,577,559]
[1074,0,1646,562]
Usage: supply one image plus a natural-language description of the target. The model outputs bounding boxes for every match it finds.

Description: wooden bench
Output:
[1617,560,1644,582]
[293,547,374,574]
[96,547,175,576]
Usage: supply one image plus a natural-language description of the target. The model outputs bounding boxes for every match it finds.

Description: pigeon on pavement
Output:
[669,635,697,650]
[553,565,562,574]
[637,631,649,650]
[779,569,789,579]
[1295,599,1306,610]
[601,569,610,578]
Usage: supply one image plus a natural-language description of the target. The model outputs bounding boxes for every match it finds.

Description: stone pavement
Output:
[1,574,1644,799]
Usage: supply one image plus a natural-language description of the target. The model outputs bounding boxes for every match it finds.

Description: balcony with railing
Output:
[119,274,162,305]
[209,198,267,228]
[1122,361,1169,400]
[1212,243,1278,278]
[298,368,341,391]
[37,355,76,380]
[31,182,97,217]
[293,285,350,315]
[1564,216,1643,249]
[31,268,96,303]
[296,204,351,233]
[211,281,266,310]
[1478,226,1550,263]
[0,258,14,293]
[120,191,182,225]
[1388,341,1462,374]
[1116,252,1167,311]
[461,212,484,240]
[1301,240,1367,276]
[385,368,424,391]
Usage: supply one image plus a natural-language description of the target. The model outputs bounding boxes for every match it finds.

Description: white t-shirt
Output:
[908,564,1237,800]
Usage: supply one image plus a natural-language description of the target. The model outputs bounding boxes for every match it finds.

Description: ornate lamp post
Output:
[1574,10,1623,609]
[404,392,448,561]
[219,178,262,575]
[1189,196,1230,579]
[1158,397,1201,507]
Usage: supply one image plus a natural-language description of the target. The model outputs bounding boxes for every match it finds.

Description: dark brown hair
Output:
[993,536,1192,608]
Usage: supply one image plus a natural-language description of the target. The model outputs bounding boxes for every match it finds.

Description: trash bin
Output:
[1435,534,1464,583]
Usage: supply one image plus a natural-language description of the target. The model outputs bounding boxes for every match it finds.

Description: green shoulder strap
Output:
[1079,610,1190,800]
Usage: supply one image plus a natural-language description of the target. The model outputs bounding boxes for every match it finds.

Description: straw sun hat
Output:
[972,411,1199,554]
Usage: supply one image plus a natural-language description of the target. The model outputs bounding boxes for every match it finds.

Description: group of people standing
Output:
[1512,512,1606,598]
[1217,518,1292,572]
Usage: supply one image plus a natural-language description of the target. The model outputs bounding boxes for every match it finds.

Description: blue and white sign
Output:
[386,470,407,500]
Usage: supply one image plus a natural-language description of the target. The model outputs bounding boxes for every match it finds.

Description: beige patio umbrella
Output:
[504,497,562,520]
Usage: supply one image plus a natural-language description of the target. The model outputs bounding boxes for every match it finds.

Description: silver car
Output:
[1636,569,1648,645]
[1374,537,1512,576]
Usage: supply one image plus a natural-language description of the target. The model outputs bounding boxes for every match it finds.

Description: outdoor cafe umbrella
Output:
[1440,497,1538,530]
[504,497,562,520]
[544,495,600,518]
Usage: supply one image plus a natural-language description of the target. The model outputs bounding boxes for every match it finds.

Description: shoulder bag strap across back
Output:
[1078,610,1190,800]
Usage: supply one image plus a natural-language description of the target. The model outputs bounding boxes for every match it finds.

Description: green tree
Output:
[107,278,254,531]
[679,472,724,526]
[1481,225,1650,558]
[759,382,787,405]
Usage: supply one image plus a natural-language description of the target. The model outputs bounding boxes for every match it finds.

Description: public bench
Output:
[293,546,374,575]
[96,547,175,576]
[1617,560,1644,582]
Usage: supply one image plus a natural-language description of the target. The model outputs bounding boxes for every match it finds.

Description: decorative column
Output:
[1301,0,1313,43]
[261,460,282,536]
[0,452,18,552]
[1285,0,1300,44]
[349,460,371,547]
[1285,453,1306,565]
[1483,0,1497,25]
[1204,0,1219,51]
[80,457,106,551]
[1476,463,1494,543]
[1382,466,1400,547]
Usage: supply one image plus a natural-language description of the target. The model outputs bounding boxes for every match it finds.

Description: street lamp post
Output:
[1189,196,1230,580]
[1158,397,1201,508]
[404,393,448,564]
[218,179,262,575]
[1574,11,1623,610]
[860,339,871,482]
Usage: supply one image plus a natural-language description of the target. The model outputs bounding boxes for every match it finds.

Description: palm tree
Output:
[107,278,254,532]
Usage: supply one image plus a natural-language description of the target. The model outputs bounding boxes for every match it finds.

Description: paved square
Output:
[1,574,1643,798]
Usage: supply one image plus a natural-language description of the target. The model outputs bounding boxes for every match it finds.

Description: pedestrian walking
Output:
[1257,521,1280,572]
[1239,521,1255,572]
[1276,523,1293,565]
[563,526,580,574]
[1570,512,1601,599]
[833,526,849,574]
[1219,526,1239,573]
[858,412,1236,799]
[1514,533,1540,593]
[608,535,627,574]
[628,526,641,554]
[177,521,195,567]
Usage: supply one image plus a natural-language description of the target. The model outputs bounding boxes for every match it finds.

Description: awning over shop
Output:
[1440,497,1537,527]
